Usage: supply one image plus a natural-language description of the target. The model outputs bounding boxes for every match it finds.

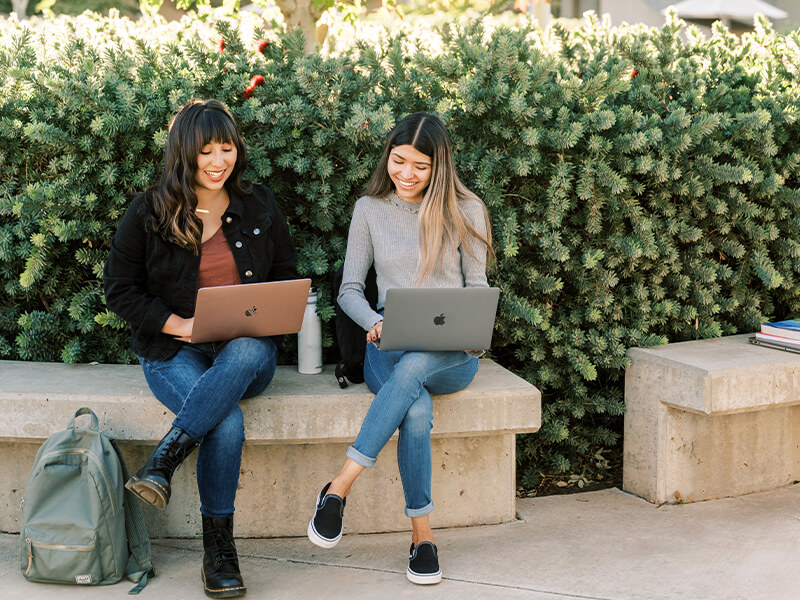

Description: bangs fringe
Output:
[193,109,239,151]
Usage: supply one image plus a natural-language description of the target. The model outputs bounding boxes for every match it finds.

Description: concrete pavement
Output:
[3,485,800,599]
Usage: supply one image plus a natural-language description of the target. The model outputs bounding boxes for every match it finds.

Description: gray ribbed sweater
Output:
[338,193,489,331]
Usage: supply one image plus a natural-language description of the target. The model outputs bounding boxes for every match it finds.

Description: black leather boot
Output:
[125,425,199,510]
[201,514,246,598]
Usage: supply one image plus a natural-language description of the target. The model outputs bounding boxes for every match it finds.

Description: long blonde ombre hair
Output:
[364,113,493,282]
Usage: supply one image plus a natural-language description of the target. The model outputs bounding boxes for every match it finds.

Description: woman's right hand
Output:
[161,314,194,343]
[366,320,383,344]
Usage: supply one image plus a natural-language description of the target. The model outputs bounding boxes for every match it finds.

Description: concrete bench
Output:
[0,358,540,537]
[623,334,800,504]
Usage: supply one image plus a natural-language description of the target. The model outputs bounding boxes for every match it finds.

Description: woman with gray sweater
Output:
[307,113,493,585]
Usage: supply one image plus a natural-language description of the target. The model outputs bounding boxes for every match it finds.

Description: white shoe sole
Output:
[307,519,341,548]
[406,568,442,585]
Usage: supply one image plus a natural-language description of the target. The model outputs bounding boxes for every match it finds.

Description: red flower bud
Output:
[631,69,639,79]
[244,75,265,100]
[257,39,269,53]
[218,38,225,52]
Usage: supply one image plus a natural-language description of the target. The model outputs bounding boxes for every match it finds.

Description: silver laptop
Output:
[190,278,311,344]
[377,287,500,352]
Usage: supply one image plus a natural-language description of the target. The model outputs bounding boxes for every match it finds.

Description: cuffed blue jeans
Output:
[138,337,277,518]
[347,343,478,518]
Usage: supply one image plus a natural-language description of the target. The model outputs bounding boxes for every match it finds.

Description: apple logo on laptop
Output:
[434,313,446,326]
[245,306,257,317]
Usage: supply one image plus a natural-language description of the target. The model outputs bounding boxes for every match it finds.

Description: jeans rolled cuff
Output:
[405,501,434,518]
[346,445,377,468]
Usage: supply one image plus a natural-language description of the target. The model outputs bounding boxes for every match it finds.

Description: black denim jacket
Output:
[103,183,299,360]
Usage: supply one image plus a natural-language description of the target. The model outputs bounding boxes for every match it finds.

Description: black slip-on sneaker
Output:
[407,542,442,585]
[307,482,346,548]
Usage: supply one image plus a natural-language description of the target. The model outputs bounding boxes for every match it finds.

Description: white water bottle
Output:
[298,287,323,374]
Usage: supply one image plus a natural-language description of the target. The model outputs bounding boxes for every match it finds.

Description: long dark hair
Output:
[364,112,493,281]
[144,99,250,254]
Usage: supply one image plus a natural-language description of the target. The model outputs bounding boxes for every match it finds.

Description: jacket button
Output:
[253,227,260,235]
[244,270,253,278]
[225,216,233,223]
[235,241,243,249]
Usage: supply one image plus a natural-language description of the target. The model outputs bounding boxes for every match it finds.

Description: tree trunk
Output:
[275,0,324,53]
[530,0,551,29]
[12,0,28,20]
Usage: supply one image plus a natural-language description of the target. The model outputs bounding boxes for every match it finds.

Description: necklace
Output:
[195,193,224,215]
[387,192,421,214]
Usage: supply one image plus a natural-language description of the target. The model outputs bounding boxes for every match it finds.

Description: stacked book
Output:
[755,320,800,351]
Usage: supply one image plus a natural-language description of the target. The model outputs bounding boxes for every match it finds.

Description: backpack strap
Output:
[69,406,100,431]
[110,438,155,594]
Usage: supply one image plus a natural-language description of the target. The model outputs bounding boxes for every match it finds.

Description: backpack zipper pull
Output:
[25,538,32,575]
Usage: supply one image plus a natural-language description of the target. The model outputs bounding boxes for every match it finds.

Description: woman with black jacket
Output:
[104,99,298,599]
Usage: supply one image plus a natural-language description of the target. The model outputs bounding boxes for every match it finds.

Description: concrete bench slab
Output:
[1,358,540,537]
[624,334,800,504]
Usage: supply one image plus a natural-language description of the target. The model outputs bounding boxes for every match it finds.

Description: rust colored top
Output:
[197,227,241,289]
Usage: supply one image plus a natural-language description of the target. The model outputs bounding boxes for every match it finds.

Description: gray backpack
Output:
[20,407,154,593]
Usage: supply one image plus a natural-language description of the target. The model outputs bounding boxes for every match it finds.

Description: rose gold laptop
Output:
[190,278,311,344]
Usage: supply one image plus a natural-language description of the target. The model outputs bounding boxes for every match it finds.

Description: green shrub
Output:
[2,11,799,487]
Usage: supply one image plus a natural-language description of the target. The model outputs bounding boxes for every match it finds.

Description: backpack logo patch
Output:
[75,573,93,584]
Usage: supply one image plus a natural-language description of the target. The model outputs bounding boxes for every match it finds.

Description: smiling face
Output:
[387,144,432,203]
[194,140,237,192]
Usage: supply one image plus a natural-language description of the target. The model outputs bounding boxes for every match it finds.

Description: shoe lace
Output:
[151,430,197,473]
[208,528,239,568]
[151,450,181,472]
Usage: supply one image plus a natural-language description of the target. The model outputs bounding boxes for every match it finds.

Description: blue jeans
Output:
[347,343,478,518]
[138,337,277,517]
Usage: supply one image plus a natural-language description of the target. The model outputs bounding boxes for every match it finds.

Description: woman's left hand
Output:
[366,320,383,344]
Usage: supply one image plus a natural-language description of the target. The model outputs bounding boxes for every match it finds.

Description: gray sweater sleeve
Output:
[338,199,383,331]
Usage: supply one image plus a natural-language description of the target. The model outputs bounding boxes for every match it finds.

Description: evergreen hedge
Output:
[2,11,800,488]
